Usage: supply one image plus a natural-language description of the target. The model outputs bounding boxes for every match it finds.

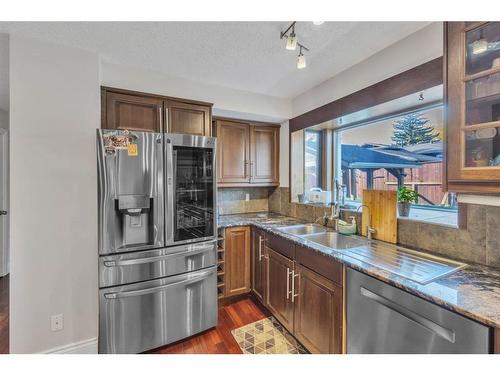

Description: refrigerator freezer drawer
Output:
[99,240,217,288]
[99,266,217,354]
[346,268,491,354]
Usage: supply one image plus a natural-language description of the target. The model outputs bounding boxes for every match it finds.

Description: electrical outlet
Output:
[51,314,64,332]
[245,193,250,201]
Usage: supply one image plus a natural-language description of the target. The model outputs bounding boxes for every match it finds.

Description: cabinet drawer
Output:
[295,245,342,286]
[266,232,295,260]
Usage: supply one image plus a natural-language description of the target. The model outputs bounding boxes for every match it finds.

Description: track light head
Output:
[297,47,306,69]
[285,27,297,50]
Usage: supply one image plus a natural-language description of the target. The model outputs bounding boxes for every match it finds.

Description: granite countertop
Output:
[218,212,500,329]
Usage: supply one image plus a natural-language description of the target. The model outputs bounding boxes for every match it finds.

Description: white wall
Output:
[279,121,289,187]
[101,61,292,123]
[0,109,7,130]
[292,22,443,117]
[9,36,99,353]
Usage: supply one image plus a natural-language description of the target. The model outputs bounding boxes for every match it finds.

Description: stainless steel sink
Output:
[278,224,327,236]
[302,232,368,250]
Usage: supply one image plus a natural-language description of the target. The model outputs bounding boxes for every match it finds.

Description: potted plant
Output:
[397,187,418,217]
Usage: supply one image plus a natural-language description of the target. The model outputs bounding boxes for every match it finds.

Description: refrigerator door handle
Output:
[360,286,456,343]
[103,241,216,267]
[154,135,165,247]
[104,268,214,299]
[165,140,175,244]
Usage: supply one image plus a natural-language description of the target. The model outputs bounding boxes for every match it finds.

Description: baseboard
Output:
[39,337,98,354]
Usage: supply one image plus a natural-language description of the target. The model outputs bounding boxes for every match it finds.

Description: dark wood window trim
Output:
[289,57,443,133]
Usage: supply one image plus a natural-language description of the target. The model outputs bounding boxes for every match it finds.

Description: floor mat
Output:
[231,316,307,354]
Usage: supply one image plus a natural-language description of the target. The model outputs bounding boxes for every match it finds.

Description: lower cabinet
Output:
[266,247,295,332]
[293,264,343,354]
[251,228,267,303]
[264,235,343,354]
[224,227,344,354]
[225,226,251,297]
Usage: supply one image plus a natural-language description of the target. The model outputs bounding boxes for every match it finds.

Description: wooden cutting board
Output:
[361,190,397,244]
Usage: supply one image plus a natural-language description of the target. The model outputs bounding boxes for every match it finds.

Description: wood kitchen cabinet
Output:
[103,90,163,132]
[164,99,211,136]
[225,226,251,297]
[261,235,343,354]
[251,228,267,303]
[101,87,212,136]
[250,125,280,184]
[293,264,343,354]
[216,120,250,184]
[445,22,500,193]
[214,119,280,187]
[266,247,295,333]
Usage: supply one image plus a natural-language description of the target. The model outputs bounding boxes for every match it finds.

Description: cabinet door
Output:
[251,228,267,303]
[104,91,163,132]
[250,125,279,184]
[165,100,211,136]
[446,22,500,192]
[293,264,342,354]
[266,247,294,332]
[216,120,250,184]
[225,226,251,297]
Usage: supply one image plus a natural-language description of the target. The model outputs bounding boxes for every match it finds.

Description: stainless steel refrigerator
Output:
[97,130,217,354]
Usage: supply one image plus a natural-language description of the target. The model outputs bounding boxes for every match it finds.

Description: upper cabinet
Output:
[104,91,163,132]
[164,100,211,136]
[101,87,212,136]
[446,22,500,193]
[214,119,280,187]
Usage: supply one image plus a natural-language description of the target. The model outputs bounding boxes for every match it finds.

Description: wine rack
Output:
[216,227,226,299]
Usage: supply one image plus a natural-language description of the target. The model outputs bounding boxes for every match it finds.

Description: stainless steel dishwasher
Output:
[347,268,491,354]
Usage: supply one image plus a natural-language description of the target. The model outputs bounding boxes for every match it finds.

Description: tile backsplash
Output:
[218,187,273,215]
[268,186,500,269]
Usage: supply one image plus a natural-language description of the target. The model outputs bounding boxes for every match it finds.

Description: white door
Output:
[0,129,8,276]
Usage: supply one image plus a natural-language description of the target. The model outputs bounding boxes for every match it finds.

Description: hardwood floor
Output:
[0,274,8,354]
[146,297,269,354]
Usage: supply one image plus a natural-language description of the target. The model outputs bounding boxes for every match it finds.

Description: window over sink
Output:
[290,85,458,225]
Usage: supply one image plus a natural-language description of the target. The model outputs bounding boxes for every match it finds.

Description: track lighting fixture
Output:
[281,21,298,50]
[280,22,310,69]
[297,46,306,69]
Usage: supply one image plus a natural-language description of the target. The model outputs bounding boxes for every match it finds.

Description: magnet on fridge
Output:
[127,143,138,156]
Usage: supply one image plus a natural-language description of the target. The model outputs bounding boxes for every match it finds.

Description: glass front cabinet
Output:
[446,22,500,193]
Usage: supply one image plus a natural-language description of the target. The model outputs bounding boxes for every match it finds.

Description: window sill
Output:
[290,201,458,228]
[339,202,457,228]
[398,207,457,228]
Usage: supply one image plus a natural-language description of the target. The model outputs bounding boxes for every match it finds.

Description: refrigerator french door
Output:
[97,129,164,255]
[165,134,216,246]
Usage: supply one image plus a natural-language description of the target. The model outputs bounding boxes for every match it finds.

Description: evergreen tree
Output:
[391,113,440,147]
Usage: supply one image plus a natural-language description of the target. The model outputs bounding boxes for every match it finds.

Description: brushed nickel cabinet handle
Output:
[286,267,291,300]
[291,270,299,303]
[258,236,265,261]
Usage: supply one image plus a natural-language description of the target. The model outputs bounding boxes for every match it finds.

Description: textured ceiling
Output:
[0,21,430,108]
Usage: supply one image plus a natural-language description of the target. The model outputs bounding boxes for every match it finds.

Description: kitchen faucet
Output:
[315,179,345,229]
[356,204,376,240]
